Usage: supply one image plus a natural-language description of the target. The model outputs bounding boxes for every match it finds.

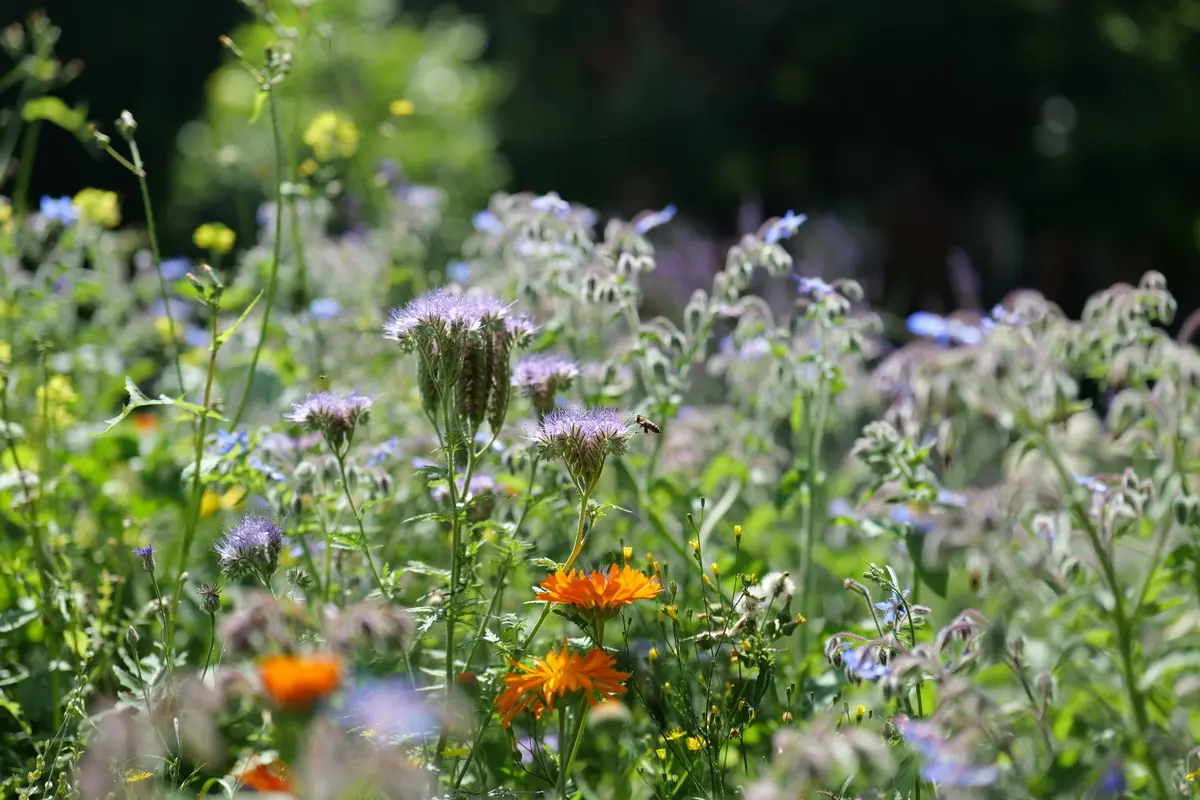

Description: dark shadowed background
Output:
[7,0,1200,323]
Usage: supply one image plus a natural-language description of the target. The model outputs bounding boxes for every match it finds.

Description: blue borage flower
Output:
[513,353,580,417]
[633,204,677,235]
[905,310,994,346]
[39,195,77,226]
[472,209,503,235]
[529,192,571,219]
[365,436,399,468]
[874,587,911,627]
[530,405,634,487]
[214,428,250,456]
[159,257,191,281]
[839,645,890,681]
[214,513,285,580]
[794,275,836,297]
[896,717,999,788]
[309,297,341,319]
[1073,473,1109,494]
[761,210,807,244]
[286,391,373,452]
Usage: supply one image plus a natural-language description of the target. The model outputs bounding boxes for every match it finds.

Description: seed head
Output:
[214,514,285,581]
[197,583,222,615]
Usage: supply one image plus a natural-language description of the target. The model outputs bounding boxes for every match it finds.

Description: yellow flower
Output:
[200,486,246,519]
[665,728,685,741]
[1188,768,1200,783]
[72,188,121,228]
[303,111,359,161]
[855,704,866,723]
[124,769,154,784]
[36,375,78,429]
[685,735,706,751]
[389,99,415,116]
[193,222,236,255]
[654,748,666,761]
[299,158,319,178]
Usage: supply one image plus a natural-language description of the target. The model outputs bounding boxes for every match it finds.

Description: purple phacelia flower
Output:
[531,405,634,486]
[286,391,373,452]
[513,353,579,417]
[761,210,806,244]
[382,289,500,349]
[214,514,284,581]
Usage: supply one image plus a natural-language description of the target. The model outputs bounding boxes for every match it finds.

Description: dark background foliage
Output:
[10,0,1200,321]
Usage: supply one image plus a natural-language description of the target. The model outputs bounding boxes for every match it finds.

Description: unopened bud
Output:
[115,110,137,139]
[125,626,140,646]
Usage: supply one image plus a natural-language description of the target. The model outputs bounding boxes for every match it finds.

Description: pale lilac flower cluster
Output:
[287,391,374,452]
[531,405,633,487]
[214,514,285,581]
[512,353,580,417]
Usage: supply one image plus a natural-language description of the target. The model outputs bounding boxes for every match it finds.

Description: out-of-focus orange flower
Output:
[131,412,158,435]
[538,564,661,622]
[259,653,341,711]
[235,759,294,792]
[494,641,630,728]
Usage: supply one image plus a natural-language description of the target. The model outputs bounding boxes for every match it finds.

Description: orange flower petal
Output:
[259,653,341,711]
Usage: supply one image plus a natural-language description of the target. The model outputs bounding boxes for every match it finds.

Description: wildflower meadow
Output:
[3,6,1200,800]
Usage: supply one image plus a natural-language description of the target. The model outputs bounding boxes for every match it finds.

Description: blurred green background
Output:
[6,0,1200,319]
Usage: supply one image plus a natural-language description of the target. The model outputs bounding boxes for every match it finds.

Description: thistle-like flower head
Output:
[286,391,373,452]
[532,405,633,487]
[513,354,579,417]
[215,514,285,582]
[382,289,493,349]
[132,546,155,573]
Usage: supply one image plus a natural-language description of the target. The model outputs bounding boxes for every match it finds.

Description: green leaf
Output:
[213,289,264,349]
[97,376,225,435]
[249,89,269,124]
[905,529,948,599]
[0,609,38,634]
[789,394,805,433]
[1138,650,1200,692]
[403,561,451,583]
[22,96,88,136]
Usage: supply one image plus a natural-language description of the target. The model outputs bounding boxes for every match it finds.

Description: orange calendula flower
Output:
[494,642,630,728]
[537,564,662,621]
[259,653,341,711]
[235,759,294,792]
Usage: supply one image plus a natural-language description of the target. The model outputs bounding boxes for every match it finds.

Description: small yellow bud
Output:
[855,704,866,723]
[661,604,678,621]
[299,158,319,177]
[622,545,633,564]
[663,682,672,695]
[781,711,793,723]
[711,562,719,576]
[648,647,658,661]
[702,573,712,586]
[795,613,807,625]
[733,524,742,540]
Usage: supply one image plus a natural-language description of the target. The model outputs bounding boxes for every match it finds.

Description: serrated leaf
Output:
[97,377,225,436]
[213,290,263,349]
[404,561,451,582]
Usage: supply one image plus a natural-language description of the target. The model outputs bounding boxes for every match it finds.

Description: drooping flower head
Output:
[494,642,630,728]
[513,353,580,418]
[259,653,341,712]
[215,514,285,582]
[839,645,890,682]
[531,405,634,488]
[538,564,661,625]
[286,391,373,453]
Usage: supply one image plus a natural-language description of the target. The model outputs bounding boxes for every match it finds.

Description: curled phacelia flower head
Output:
[384,289,538,436]
[531,405,633,487]
[286,391,373,452]
[215,514,285,582]
[513,354,580,418]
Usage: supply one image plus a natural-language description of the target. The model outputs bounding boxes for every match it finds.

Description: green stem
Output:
[797,376,831,657]
[556,705,569,800]
[128,136,185,396]
[452,482,595,790]
[335,449,387,599]
[1039,432,1170,800]
[168,305,221,657]
[200,613,217,681]
[230,91,285,429]
[12,119,39,218]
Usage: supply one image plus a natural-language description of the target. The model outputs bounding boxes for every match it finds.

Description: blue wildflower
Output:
[184,326,209,349]
[890,503,937,534]
[309,297,341,319]
[874,588,911,627]
[249,458,287,483]
[530,192,571,219]
[795,275,836,297]
[335,679,439,739]
[762,210,807,244]
[214,429,250,456]
[40,195,77,226]
[896,718,999,788]
[472,210,503,235]
[132,546,155,572]
[447,261,471,284]
[633,204,677,235]
[1074,473,1108,494]
[905,311,990,346]
[159,257,190,281]
[366,436,400,468]
[1097,763,1125,795]
[840,646,890,681]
